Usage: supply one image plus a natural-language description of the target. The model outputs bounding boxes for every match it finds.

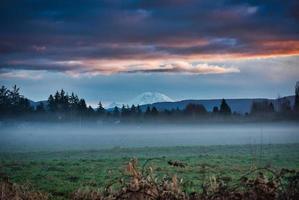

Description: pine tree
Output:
[78,99,87,114]
[130,104,137,117]
[87,106,94,115]
[136,105,142,116]
[60,89,69,111]
[121,105,126,117]
[18,97,32,113]
[97,101,106,115]
[69,92,79,112]
[36,102,45,113]
[113,106,120,117]
[145,106,151,117]
[9,85,20,107]
[0,86,9,114]
[279,97,291,114]
[8,85,31,114]
[151,106,159,116]
[219,99,231,115]
[48,95,56,112]
[268,102,275,113]
[54,91,60,103]
[251,100,275,115]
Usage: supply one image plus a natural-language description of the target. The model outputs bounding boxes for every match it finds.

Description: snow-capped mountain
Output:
[107,102,123,108]
[107,92,173,108]
[128,92,173,106]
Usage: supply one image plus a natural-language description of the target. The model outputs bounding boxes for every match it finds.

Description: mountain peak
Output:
[129,92,173,106]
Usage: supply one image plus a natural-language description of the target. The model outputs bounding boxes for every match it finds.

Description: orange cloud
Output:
[70,59,240,75]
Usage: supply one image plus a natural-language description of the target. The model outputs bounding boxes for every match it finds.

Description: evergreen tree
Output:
[175,107,181,116]
[219,99,231,115]
[9,85,20,110]
[60,89,69,111]
[87,106,94,115]
[69,92,79,113]
[97,101,106,115]
[145,106,151,117]
[251,100,275,115]
[18,97,33,113]
[151,106,159,116]
[0,86,8,101]
[121,105,126,117]
[279,97,291,114]
[112,106,120,117]
[7,85,32,114]
[131,104,136,113]
[36,102,45,113]
[269,102,275,113]
[78,99,87,114]
[129,104,137,118]
[47,90,89,118]
[0,86,9,114]
[48,95,56,112]
[54,91,60,103]
[136,105,142,116]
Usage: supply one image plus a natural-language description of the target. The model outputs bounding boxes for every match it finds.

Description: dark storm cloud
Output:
[0,0,299,73]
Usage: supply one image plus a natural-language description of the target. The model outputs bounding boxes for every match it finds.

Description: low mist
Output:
[1,122,298,152]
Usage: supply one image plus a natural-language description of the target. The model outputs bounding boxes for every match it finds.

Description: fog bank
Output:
[0,122,298,152]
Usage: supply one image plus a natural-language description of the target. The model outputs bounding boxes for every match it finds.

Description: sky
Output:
[0,0,299,106]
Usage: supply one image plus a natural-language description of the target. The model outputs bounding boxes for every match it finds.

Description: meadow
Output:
[1,144,298,200]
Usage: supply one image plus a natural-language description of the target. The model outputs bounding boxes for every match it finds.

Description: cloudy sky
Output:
[0,0,299,106]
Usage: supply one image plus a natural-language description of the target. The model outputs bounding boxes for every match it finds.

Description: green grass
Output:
[1,144,299,200]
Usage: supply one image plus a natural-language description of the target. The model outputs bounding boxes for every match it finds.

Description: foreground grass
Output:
[0,144,299,200]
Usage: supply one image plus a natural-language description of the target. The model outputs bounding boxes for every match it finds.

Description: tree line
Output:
[0,85,32,116]
[1,83,299,122]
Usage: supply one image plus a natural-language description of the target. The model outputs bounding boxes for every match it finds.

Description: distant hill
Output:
[139,96,295,114]
[29,96,295,114]
[29,100,48,108]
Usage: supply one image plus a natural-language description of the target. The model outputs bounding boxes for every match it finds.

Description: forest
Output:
[0,84,299,122]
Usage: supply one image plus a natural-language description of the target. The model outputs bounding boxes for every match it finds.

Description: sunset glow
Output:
[1,0,298,103]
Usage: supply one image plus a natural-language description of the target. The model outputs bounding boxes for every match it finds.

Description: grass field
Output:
[0,144,298,200]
